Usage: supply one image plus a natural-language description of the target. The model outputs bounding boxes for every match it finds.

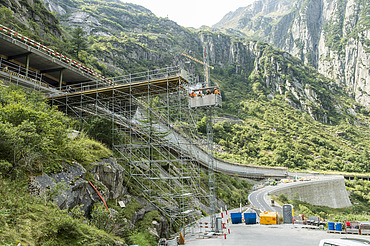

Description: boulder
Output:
[92,158,127,199]
[29,162,107,215]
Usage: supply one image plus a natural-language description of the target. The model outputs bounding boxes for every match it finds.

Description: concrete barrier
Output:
[269,176,352,208]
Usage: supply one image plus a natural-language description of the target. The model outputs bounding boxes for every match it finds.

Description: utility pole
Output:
[240,190,242,213]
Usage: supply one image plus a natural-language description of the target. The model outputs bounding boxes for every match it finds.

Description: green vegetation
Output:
[71,26,88,58]
[0,84,129,244]
[323,0,370,53]
[0,84,168,245]
[0,83,112,177]
[216,173,252,208]
[0,0,369,242]
[196,41,370,173]
[0,178,122,245]
[209,98,370,172]
[346,179,370,212]
[102,197,160,246]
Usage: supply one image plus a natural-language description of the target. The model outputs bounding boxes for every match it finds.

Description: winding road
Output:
[248,185,283,214]
[248,174,350,213]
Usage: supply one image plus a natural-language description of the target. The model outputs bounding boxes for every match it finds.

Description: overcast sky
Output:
[122,0,254,28]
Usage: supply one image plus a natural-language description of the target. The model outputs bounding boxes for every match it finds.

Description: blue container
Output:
[230,213,243,224]
[335,222,342,231]
[328,222,335,230]
[244,213,257,224]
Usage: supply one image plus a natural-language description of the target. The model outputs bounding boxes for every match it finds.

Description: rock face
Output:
[92,158,127,200]
[41,0,155,36]
[200,32,360,123]
[1,0,62,39]
[29,158,171,239]
[29,158,126,215]
[214,0,370,108]
[29,162,99,215]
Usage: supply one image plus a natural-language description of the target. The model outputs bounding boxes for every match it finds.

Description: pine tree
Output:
[71,26,87,58]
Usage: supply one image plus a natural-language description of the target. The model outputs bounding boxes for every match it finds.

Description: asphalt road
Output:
[248,185,283,214]
[184,223,370,246]
[247,175,343,214]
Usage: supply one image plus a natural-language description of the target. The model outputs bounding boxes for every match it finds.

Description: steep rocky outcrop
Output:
[29,159,120,215]
[0,0,62,39]
[92,158,127,200]
[28,158,171,239]
[200,32,359,123]
[214,0,370,108]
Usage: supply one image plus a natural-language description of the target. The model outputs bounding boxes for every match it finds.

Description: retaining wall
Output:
[270,176,352,208]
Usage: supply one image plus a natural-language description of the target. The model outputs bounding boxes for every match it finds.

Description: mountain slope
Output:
[1,1,370,243]
[214,0,370,109]
[1,0,369,172]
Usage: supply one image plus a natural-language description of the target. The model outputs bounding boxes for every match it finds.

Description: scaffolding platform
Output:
[48,75,188,103]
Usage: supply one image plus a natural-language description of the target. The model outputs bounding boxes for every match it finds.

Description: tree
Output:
[71,27,87,58]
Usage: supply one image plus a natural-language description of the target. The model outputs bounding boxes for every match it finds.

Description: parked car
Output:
[319,238,370,246]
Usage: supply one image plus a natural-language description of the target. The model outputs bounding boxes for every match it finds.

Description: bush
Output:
[90,203,114,232]
[0,84,112,176]
[129,232,155,246]
[0,178,123,245]
[278,194,289,203]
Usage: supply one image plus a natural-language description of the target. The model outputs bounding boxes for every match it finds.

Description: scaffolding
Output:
[48,66,205,229]
[1,22,224,231]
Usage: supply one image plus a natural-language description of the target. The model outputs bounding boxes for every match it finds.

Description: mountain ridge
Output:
[0,1,370,244]
[0,0,369,172]
[213,0,370,109]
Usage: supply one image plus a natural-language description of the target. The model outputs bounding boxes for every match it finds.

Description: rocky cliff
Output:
[200,32,355,123]
[0,0,62,40]
[32,0,366,123]
[214,0,370,108]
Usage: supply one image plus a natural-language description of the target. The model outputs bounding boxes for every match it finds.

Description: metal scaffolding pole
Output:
[206,108,216,230]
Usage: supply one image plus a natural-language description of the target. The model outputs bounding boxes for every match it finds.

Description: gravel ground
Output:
[184,223,370,246]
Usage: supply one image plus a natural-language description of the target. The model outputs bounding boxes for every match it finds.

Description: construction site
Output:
[2,24,364,246]
[0,23,231,233]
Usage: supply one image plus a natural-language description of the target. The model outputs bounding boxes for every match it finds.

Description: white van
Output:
[319,238,370,246]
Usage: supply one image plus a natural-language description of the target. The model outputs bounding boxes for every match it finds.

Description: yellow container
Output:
[260,211,279,225]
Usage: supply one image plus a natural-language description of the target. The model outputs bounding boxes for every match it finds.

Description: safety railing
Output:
[0,24,111,84]
[60,66,186,93]
[0,57,57,91]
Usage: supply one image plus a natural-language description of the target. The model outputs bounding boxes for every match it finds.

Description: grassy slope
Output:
[212,97,370,173]
[0,84,124,244]
[0,178,122,245]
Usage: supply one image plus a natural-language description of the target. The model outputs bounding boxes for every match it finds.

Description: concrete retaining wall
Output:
[270,176,352,208]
